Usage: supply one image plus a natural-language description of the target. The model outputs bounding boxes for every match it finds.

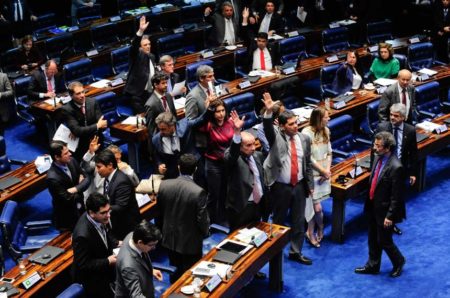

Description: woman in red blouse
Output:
[199,99,234,224]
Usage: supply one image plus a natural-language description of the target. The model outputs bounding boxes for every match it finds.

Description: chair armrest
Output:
[350,43,361,49]
[333,149,351,158]
[323,88,339,98]
[442,101,450,113]
[304,96,320,105]
[355,138,372,146]
[25,220,52,230]
[210,223,230,235]
[153,262,177,274]
[411,65,421,72]
[434,60,446,66]
[9,159,28,165]
[418,110,436,118]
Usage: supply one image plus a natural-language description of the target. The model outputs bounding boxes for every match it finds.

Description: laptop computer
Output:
[28,246,65,265]
[416,132,429,143]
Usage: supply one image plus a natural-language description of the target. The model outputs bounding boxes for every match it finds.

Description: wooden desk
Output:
[162,222,290,297]
[0,162,47,207]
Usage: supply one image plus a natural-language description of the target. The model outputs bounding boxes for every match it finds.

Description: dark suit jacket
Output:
[46,159,90,231]
[60,97,102,159]
[27,69,66,102]
[205,12,245,46]
[364,154,406,224]
[251,11,284,35]
[376,121,418,178]
[167,72,181,93]
[2,0,32,22]
[251,0,284,15]
[72,213,118,298]
[433,2,450,34]
[124,34,156,97]
[0,73,13,122]
[378,82,416,124]
[106,169,141,240]
[158,176,209,255]
[224,138,266,213]
[247,42,276,71]
[16,47,43,70]
[115,232,156,298]
[144,91,177,136]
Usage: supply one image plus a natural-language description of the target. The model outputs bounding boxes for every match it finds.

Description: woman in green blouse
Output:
[369,43,400,81]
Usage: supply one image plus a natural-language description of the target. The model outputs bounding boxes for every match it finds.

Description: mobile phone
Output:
[0,277,15,283]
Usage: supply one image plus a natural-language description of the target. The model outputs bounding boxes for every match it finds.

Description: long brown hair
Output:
[308,107,330,142]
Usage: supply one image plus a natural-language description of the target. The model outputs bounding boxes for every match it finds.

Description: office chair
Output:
[63,58,95,86]
[223,93,259,129]
[76,4,102,25]
[322,27,351,54]
[278,35,309,64]
[366,20,393,45]
[407,42,445,71]
[90,22,120,49]
[111,45,131,75]
[360,99,381,138]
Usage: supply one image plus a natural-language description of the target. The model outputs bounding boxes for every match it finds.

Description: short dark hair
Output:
[86,192,109,213]
[49,140,67,159]
[67,81,83,96]
[132,220,162,244]
[21,35,33,46]
[374,131,396,150]
[151,72,169,88]
[256,32,268,40]
[94,149,118,169]
[278,110,296,125]
[179,154,197,175]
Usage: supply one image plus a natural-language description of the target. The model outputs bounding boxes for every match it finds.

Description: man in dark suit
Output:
[27,59,66,102]
[249,1,284,36]
[123,16,157,114]
[144,73,177,137]
[251,0,284,16]
[60,81,107,161]
[248,32,276,71]
[115,221,163,298]
[224,111,266,231]
[158,154,210,282]
[2,0,37,39]
[72,193,119,298]
[46,141,91,231]
[0,72,13,135]
[378,69,416,124]
[262,92,314,265]
[376,103,418,235]
[94,149,141,240]
[159,55,187,97]
[433,0,450,62]
[355,131,406,278]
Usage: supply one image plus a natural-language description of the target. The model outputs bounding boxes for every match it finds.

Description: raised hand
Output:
[89,135,100,154]
[242,7,249,19]
[138,16,149,34]
[230,110,245,131]
[261,92,279,113]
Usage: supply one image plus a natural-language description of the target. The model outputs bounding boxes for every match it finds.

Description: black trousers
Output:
[127,91,149,114]
[227,201,262,232]
[168,250,202,283]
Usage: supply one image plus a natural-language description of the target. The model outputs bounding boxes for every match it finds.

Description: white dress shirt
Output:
[252,48,273,70]
[223,17,236,45]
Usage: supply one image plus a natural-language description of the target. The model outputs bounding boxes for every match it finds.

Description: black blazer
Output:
[46,158,90,231]
[433,2,450,34]
[27,69,66,102]
[376,121,418,178]
[251,11,284,35]
[123,34,156,97]
[205,13,244,46]
[72,213,118,298]
[16,47,43,70]
[106,169,141,240]
[2,0,33,22]
[224,139,266,214]
[247,41,276,71]
[144,91,177,136]
[364,154,406,224]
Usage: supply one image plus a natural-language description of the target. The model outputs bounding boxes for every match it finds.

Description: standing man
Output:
[157,154,210,282]
[47,141,90,231]
[376,103,417,235]
[250,1,284,36]
[61,81,107,161]
[262,92,314,265]
[355,131,406,278]
[115,221,163,298]
[0,72,13,135]
[71,0,96,25]
[2,0,37,40]
[378,69,416,124]
[72,193,119,298]
[433,0,450,63]
[224,111,265,231]
[123,16,157,114]
[28,59,66,102]
[94,149,141,240]
[159,55,187,97]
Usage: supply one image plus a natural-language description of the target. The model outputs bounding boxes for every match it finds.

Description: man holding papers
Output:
[159,55,186,97]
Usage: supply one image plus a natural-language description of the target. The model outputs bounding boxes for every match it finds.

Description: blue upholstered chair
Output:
[282,95,303,110]
[56,283,85,298]
[366,20,393,45]
[223,92,258,129]
[0,47,21,72]
[322,27,351,54]
[45,33,74,60]
[63,58,95,86]
[32,13,57,36]
[111,45,130,75]
[14,76,35,124]
[156,33,194,59]
[234,47,248,78]
[360,99,381,138]
[94,92,125,146]
[320,63,342,98]
[185,59,214,90]
[76,4,102,25]
[91,22,119,49]
[407,42,445,71]
[0,200,59,260]
[415,81,450,121]
[328,114,372,164]
[278,35,308,64]
[117,0,141,15]
[180,2,204,26]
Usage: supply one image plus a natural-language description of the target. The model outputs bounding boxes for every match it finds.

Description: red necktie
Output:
[401,88,406,105]
[260,49,266,70]
[290,137,298,186]
[369,159,383,200]
[47,78,53,93]
[161,96,167,111]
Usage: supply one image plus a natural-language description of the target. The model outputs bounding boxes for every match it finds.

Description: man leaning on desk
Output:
[27,59,66,103]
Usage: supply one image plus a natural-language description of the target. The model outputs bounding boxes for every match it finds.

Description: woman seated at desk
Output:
[331,51,363,94]
[368,42,400,81]
[16,35,44,71]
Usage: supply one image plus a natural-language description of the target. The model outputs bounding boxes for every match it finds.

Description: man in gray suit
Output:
[157,153,210,282]
[378,69,416,124]
[0,72,13,135]
[115,221,163,298]
[262,92,314,265]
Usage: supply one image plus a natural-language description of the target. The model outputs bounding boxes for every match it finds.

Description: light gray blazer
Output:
[378,82,416,123]
[0,73,13,122]
[185,84,208,147]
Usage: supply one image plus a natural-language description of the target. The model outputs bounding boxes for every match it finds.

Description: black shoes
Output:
[354,266,379,275]
[390,258,406,278]
[393,225,403,235]
[288,253,313,265]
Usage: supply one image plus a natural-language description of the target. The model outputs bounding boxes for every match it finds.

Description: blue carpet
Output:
[4,118,450,297]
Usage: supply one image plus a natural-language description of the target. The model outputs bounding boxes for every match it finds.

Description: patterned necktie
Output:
[141,252,151,269]
[401,88,407,105]
[369,159,383,200]
[260,49,266,70]
[47,78,53,93]
[81,104,86,115]
[161,95,168,111]
[290,137,298,186]
[103,178,109,196]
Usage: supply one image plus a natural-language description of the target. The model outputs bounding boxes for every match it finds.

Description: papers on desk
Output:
[416,121,442,133]
[191,261,231,278]
[43,95,71,106]
[53,124,79,152]
[174,97,187,110]
[172,80,186,97]
[35,155,53,174]
[373,78,397,86]
[136,193,151,208]
[124,7,151,16]
[248,70,275,78]
[336,19,357,26]
[234,227,266,244]
[113,247,120,256]
[121,116,146,126]
[90,79,111,89]
[418,68,438,76]
[269,34,284,41]
[291,106,313,122]
[296,7,307,23]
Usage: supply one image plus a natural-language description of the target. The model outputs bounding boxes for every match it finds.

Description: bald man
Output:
[28,59,66,102]
[378,69,416,124]
[224,111,266,231]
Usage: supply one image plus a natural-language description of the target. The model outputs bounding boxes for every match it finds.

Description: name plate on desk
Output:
[238,81,251,89]
[86,49,99,57]
[329,22,340,28]
[326,55,338,63]
[376,86,387,94]
[173,27,184,33]
[22,272,41,290]
[434,124,448,134]
[201,51,214,58]
[348,166,363,179]
[418,73,429,81]
[282,67,295,75]
[252,231,268,247]
[369,45,379,53]
[205,274,222,292]
[111,78,124,87]
[68,26,79,32]
[333,100,346,110]
[409,37,420,44]
[109,15,121,22]
[152,7,162,13]
[287,31,299,37]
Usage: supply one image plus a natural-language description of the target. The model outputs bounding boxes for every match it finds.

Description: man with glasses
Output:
[115,221,163,298]
[159,55,186,97]
[72,193,119,298]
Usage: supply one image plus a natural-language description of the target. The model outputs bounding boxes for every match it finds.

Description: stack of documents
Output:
[191,261,231,278]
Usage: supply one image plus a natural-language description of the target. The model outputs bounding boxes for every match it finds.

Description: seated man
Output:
[248,32,275,71]
[27,59,66,102]
[46,140,90,231]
